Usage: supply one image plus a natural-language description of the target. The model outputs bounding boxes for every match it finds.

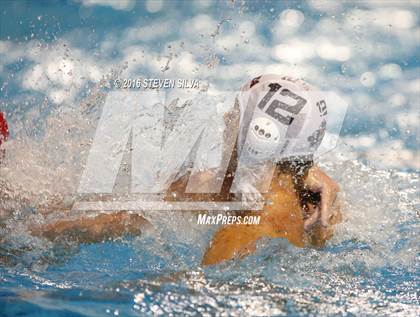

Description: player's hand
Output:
[303,166,340,230]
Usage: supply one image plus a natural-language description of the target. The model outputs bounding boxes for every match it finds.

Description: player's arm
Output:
[177,98,241,197]
[29,211,149,243]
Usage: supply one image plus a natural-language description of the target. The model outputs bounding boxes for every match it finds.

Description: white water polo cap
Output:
[236,74,328,162]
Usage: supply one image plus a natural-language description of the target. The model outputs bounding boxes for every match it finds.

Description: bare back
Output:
[202,170,306,266]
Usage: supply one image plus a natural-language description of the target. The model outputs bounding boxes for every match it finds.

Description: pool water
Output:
[0,0,419,315]
[0,159,418,316]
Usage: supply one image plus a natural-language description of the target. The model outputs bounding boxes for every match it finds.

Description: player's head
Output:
[236,74,327,163]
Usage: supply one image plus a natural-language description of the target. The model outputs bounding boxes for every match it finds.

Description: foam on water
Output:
[0,101,419,316]
[0,1,419,314]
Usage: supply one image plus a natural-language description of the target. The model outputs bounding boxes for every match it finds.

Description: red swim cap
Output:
[0,112,9,146]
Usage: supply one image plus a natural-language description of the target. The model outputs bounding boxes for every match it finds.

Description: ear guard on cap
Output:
[243,116,280,160]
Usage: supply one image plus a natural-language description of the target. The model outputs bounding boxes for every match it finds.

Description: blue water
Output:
[1,161,419,316]
[0,0,419,315]
[1,239,418,316]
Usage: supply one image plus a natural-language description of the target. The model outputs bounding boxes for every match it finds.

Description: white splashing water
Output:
[0,93,418,316]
